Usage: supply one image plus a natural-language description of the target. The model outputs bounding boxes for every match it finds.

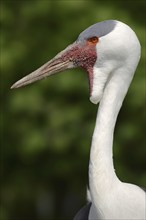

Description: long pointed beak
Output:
[11,43,76,89]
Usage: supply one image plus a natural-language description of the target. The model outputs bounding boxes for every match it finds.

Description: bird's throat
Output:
[89,68,132,207]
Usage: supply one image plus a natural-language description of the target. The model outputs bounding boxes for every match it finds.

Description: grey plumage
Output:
[77,20,116,41]
[74,202,92,220]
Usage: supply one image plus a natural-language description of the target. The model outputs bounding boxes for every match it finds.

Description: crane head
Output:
[11,20,140,104]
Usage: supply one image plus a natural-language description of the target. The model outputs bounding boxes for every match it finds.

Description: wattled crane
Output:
[11,20,146,220]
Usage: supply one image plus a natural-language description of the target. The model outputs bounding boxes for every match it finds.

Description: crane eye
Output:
[87,36,99,44]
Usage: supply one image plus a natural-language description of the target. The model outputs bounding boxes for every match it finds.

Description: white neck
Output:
[89,67,134,215]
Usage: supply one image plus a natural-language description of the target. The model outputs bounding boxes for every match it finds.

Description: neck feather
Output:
[89,67,134,205]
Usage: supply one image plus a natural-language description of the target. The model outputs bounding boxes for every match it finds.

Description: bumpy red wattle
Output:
[61,43,97,95]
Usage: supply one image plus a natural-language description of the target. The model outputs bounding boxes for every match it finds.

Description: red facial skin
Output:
[61,40,98,95]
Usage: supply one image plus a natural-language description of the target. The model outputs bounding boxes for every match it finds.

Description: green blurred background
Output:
[1,0,146,220]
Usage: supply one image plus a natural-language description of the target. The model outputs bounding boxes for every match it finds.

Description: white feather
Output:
[88,21,145,220]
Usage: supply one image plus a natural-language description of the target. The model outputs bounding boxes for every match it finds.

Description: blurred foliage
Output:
[1,0,146,220]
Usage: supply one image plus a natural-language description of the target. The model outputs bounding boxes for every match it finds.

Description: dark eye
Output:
[87,36,99,44]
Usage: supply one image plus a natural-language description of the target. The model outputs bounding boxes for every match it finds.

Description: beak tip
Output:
[10,84,15,89]
[10,85,15,89]
[10,82,20,89]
